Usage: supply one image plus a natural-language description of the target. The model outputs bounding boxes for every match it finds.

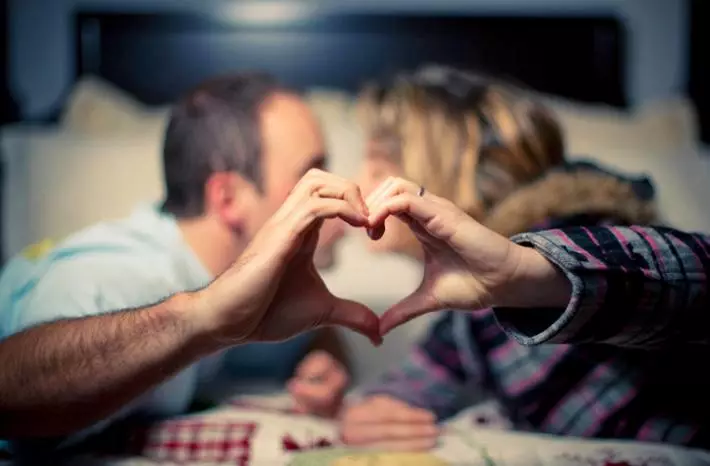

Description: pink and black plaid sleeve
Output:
[496,226,710,348]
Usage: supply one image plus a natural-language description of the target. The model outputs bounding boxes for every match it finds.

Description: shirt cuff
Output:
[492,231,609,345]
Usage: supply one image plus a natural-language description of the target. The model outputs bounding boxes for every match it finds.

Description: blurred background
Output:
[1,0,709,384]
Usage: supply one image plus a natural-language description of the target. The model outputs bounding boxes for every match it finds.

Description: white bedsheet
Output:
[86,393,710,466]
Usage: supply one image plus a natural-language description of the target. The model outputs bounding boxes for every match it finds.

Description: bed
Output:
[2,5,710,465]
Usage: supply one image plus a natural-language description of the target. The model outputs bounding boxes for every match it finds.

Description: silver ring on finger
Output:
[417,185,426,197]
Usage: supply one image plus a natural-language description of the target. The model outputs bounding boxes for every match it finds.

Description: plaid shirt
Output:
[363,225,710,449]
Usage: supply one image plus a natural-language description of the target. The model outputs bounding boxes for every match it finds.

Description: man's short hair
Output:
[162,72,290,218]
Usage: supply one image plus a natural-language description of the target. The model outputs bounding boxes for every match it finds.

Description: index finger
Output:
[284,169,368,218]
[365,177,433,226]
[368,191,438,230]
[347,402,436,424]
[314,173,368,218]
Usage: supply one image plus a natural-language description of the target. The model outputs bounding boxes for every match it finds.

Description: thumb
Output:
[379,286,441,336]
[324,298,382,346]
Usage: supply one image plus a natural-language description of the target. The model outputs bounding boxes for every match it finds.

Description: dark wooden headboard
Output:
[73,8,627,107]
[689,0,710,144]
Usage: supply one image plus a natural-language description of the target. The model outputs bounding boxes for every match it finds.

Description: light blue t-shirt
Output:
[0,205,312,446]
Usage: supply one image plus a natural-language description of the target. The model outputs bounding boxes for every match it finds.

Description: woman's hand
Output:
[288,350,348,418]
[366,177,572,335]
[339,395,439,451]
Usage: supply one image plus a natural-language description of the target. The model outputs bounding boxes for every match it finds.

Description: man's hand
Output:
[287,350,347,418]
[366,177,572,335]
[339,395,439,451]
[192,169,381,347]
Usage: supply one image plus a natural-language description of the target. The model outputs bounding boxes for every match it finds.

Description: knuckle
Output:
[305,167,325,178]
[303,200,320,220]
[398,192,415,207]
[390,176,406,189]
[300,170,325,191]
[400,189,414,199]
[307,169,327,185]
[348,183,362,197]
[295,173,311,189]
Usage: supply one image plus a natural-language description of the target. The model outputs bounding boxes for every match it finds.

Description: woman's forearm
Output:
[496,226,710,348]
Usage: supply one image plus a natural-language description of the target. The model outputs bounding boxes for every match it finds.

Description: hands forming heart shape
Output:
[197,170,569,348]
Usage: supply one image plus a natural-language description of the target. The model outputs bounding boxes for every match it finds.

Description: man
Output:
[0,169,380,451]
[0,73,351,444]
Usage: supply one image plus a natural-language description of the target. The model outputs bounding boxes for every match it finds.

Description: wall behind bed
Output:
[7,0,688,119]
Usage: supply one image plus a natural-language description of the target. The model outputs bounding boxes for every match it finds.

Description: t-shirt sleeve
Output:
[11,254,177,333]
[10,260,108,334]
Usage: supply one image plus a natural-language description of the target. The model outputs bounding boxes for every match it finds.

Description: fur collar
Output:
[482,162,658,237]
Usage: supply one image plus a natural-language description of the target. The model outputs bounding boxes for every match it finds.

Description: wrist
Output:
[164,291,229,355]
[495,245,572,309]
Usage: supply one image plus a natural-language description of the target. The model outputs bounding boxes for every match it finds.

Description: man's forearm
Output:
[0,292,219,438]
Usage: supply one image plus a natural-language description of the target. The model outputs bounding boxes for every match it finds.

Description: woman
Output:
[339,65,708,450]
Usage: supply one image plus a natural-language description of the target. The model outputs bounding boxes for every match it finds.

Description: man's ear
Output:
[203,172,254,231]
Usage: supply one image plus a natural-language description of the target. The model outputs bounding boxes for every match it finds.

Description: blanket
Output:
[83,394,710,466]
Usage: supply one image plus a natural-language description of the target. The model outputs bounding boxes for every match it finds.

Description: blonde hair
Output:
[359,66,565,220]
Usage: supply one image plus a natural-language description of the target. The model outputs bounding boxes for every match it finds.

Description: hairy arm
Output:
[0,292,218,438]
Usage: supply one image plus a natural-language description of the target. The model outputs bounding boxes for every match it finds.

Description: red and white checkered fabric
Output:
[126,420,257,465]
[93,395,338,464]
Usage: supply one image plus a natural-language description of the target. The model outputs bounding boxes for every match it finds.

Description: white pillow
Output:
[543,95,699,154]
[61,76,169,138]
[1,126,165,257]
[568,148,710,234]
[60,76,701,159]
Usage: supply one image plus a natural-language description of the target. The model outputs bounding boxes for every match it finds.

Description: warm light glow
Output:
[222,2,316,25]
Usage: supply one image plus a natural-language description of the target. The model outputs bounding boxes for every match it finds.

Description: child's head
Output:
[357,65,565,257]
